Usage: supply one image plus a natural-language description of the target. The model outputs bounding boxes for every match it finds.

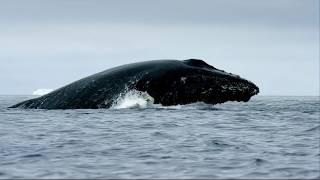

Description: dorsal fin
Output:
[183,59,216,69]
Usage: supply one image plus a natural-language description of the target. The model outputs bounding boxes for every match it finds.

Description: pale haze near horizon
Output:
[0,0,319,96]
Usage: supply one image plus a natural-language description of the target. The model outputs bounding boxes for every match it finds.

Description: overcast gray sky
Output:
[0,0,319,95]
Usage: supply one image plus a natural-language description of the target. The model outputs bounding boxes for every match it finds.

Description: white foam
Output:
[32,89,53,96]
[112,90,154,109]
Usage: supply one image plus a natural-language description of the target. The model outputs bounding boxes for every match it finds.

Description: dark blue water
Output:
[0,95,319,178]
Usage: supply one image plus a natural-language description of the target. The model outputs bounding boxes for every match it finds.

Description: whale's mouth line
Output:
[109,88,255,111]
[111,82,257,109]
[109,89,226,110]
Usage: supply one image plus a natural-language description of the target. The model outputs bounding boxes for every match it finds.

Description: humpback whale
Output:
[10,59,259,109]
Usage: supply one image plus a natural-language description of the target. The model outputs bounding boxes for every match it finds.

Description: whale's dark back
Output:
[10,60,193,109]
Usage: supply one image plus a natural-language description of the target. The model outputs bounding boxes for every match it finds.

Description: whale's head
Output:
[136,59,259,106]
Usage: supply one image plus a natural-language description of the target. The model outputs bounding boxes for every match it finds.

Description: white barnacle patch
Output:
[180,77,187,84]
[221,85,228,92]
[221,84,243,93]
[201,91,207,94]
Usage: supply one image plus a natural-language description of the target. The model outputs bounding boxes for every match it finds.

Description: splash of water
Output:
[111,90,154,109]
[32,89,53,96]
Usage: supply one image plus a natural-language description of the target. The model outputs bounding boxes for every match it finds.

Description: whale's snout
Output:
[240,80,260,102]
[195,71,259,104]
[250,82,260,96]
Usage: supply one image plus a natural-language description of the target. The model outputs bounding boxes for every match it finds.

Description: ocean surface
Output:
[0,95,319,179]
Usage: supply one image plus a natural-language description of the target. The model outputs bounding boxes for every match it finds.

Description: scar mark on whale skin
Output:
[10,59,259,109]
[180,77,187,84]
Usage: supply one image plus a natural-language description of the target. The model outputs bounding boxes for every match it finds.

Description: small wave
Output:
[21,153,43,158]
[32,89,53,96]
[154,102,219,110]
[303,125,320,132]
[253,158,268,166]
[111,90,154,109]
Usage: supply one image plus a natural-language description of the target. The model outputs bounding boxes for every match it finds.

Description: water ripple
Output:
[0,96,319,178]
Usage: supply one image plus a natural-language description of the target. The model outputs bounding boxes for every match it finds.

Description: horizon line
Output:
[0,94,319,97]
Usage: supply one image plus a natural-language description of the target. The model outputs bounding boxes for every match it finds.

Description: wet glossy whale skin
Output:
[9,59,259,109]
